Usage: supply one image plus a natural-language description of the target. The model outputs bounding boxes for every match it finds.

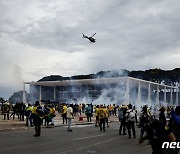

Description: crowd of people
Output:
[1,101,180,153]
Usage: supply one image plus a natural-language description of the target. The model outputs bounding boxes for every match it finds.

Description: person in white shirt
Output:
[126,104,136,139]
[67,104,73,131]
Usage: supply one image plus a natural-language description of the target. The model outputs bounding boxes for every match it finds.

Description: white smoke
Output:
[29,70,177,108]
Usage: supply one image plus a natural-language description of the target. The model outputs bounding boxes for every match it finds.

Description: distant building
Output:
[23,77,179,106]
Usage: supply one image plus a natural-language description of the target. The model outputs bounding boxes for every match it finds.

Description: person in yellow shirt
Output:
[98,104,106,131]
[62,103,67,125]
[95,105,99,127]
[50,105,56,126]
[103,105,109,127]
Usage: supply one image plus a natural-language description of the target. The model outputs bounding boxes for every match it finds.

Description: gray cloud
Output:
[0,0,180,99]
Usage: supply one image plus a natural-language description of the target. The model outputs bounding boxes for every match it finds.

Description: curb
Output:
[0,120,119,132]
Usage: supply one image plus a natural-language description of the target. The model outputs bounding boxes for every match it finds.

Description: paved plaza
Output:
[0,113,151,154]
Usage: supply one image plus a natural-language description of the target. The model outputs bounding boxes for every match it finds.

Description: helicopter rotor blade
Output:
[91,33,96,37]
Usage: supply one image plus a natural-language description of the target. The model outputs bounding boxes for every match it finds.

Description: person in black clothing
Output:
[25,104,33,127]
[169,106,180,154]
[10,103,19,119]
[118,105,127,135]
[159,106,167,126]
[139,105,150,138]
[32,101,43,137]
[139,117,176,154]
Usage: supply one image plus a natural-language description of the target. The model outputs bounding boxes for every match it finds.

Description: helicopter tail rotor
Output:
[82,33,85,38]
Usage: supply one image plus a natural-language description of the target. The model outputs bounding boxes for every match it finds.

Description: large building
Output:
[23,77,179,106]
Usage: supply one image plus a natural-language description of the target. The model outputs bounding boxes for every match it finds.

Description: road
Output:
[0,122,151,154]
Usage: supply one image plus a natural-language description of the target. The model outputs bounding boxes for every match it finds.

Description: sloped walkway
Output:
[0,112,119,131]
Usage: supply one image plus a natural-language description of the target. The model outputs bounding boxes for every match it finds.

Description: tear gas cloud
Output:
[28,70,178,108]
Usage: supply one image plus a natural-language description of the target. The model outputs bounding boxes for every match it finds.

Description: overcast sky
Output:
[0,0,180,99]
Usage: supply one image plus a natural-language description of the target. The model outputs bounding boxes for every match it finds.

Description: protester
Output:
[139,116,176,154]
[1,102,11,120]
[159,106,167,126]
[67,104,73,131]
[95,105,99,127]
[139,105,150,139]
[98,104,106,131]
[19,102,26,121]
[85,104,92,122]
[78,104,82,115]
[32,101,43,137]
[25,104,33,127]
[104,105,109,127]
[118,105,127,135]
[43,105,51,126]
[169,106,180,154]
[126,104,136,139]
[62,103,67,125]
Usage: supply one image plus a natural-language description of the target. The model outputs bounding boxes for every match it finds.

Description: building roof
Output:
[25,77,177,90]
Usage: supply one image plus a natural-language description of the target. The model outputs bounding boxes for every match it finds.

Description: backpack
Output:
[126,110,135,122]
[118,109,124,119]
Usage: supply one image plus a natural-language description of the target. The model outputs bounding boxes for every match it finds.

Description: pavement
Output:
[0,112,152,154]
[0,120,151,154]
[0,112,119,131]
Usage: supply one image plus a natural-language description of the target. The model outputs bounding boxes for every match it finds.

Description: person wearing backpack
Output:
[126,104,136,139]
[118,105,127,135]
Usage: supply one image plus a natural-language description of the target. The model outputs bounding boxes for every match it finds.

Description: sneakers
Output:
[33,134,40,137]
[68,129,72,132]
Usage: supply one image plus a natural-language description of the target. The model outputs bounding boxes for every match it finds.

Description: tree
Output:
[0,97,5,103]
[9,91,30,104]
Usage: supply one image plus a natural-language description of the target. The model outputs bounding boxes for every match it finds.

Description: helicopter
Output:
[82,33,96,43]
